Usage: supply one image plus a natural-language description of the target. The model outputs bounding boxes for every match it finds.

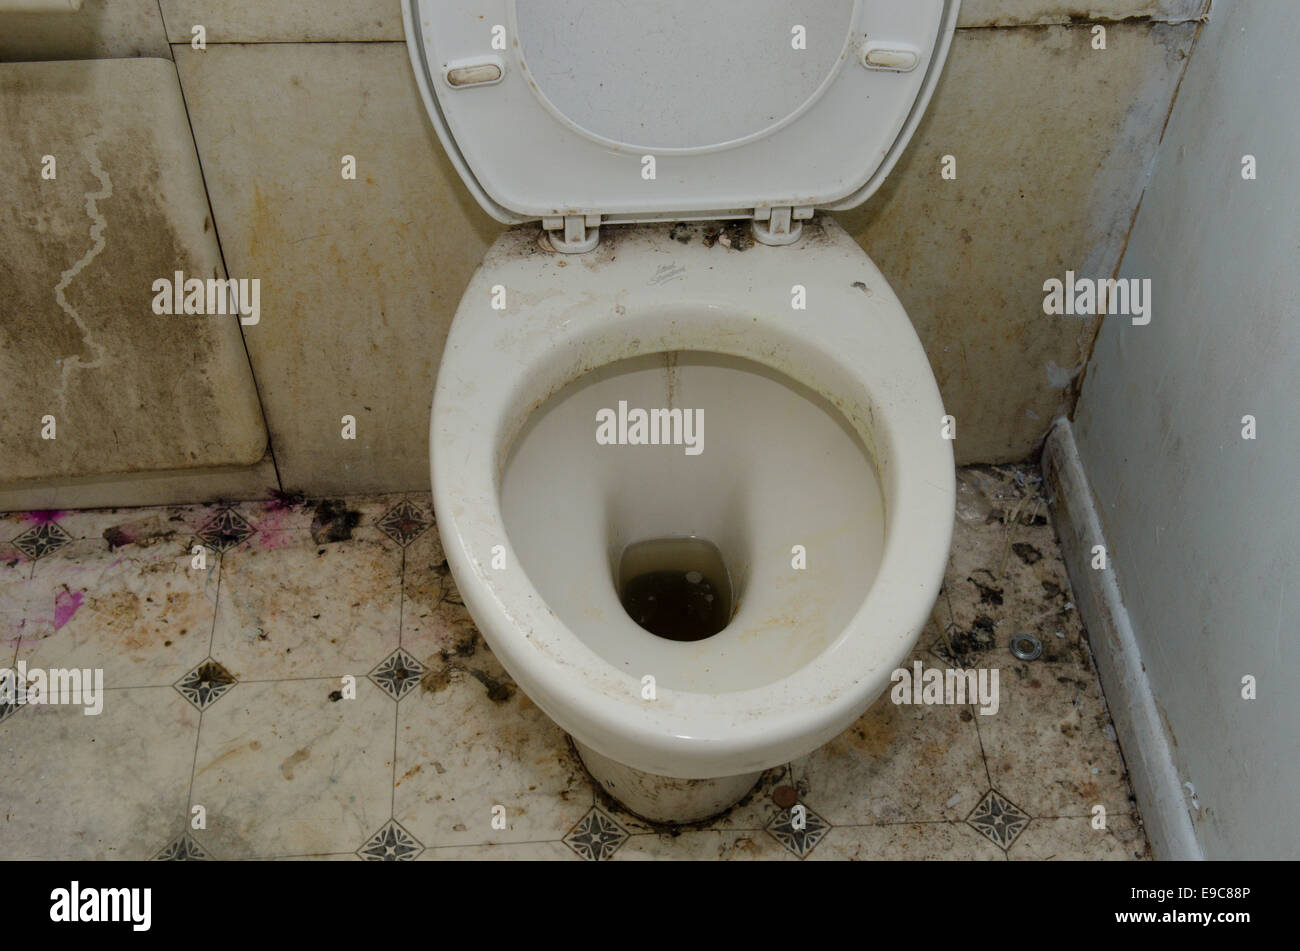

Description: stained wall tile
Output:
[0,0,169,62]
[959,0,1208,27]
[159,0,404,43]
[838,22,1198,463]
[173,43,502,495]
[0,59,268,485]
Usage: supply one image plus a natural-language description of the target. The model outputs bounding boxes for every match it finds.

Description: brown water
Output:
[617,536,732,642]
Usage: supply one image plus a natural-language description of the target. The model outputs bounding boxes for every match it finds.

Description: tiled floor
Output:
[0,465,1149,861]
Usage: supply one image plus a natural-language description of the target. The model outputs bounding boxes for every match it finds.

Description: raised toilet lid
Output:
[405,0,959,230]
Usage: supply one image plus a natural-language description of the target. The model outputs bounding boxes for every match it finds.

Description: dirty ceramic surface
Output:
[0,468,1147,860]
[0,59,267,486]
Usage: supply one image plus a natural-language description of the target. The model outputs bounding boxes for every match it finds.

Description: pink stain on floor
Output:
[53,589,84,629]
[26,510,66,524]
[257,527,293,550]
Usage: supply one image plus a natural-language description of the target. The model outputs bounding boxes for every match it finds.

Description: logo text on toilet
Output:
[890,661,999,716]
[151,271,260,325]
[596,401,704,456]
[1042,271,1151,326]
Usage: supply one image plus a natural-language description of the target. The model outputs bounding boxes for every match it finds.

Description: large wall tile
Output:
[837,22,1197,463]
[0,0,169,61]
[174,43,502,495]
[960,0,1208,27]
[0,59,268,486]
[159,0,403,43]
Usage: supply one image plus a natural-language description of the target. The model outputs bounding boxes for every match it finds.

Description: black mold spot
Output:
[310,499,361,544]
[103,526,134,550]
[968,576,1004,606]
[466,667,515,703]
[716,220,753,251]
[668,222,692,243]
[1012,542,1043,564]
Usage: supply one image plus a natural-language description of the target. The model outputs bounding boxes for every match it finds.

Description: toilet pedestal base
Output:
[573,739,762,824]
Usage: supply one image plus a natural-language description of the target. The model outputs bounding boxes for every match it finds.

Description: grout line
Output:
[397,543,407,649]
[970,697,995,791]
[206,549,223,657]
[153,0,175,63]
[390,532,407,816]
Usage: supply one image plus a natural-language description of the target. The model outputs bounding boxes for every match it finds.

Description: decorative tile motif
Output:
[563,808,629,861]
[368,648,425,701]
[12,522,72,560]
[765,804,831,858]
[376,499,432,547]
[197,508,254,552]
[174,659,238,710]
[154,833,215,861]
[966,789,1031,850]
[356,820,423,861]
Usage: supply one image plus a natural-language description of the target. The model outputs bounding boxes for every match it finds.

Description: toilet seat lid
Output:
[405,0,958,224]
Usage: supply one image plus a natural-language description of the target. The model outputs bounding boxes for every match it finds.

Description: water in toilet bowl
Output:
[617,536,733,642]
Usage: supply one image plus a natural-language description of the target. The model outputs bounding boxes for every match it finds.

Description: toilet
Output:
[405,0,959,823]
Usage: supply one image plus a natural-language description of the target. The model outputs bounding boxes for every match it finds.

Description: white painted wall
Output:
[1073,0,1300,859]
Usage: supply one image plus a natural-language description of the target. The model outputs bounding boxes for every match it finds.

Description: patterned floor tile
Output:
[0,686,199,860]
[790,653,989,826]
[973,660,1131,818]
[154,833,216,861]
[356,819,424,861]
[17,538,216,689]
[0,555,35,664]
[809,821,1007,861]
[966,789,1031,850]
[765,803,831,858]
[375,498,432,547]
[197,508,254,553]
[209,529,401,680]
[398,522,474,660]
[935,465,1088,667]
[1008,814,1150,860]
[614,829,798,861]
[368,648,425,701]
[0,471,1148,862]
[12,521,73,560]
[420,840,579,861]
[174,658,238,711]
[189,678,396,859]
[563,807,630,861]
[392,638,592,848]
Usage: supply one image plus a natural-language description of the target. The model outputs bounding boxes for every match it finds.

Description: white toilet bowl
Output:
[406,0,960,821]
[430,219,954,820]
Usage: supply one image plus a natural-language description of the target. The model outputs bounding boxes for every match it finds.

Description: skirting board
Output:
[0,452,278,513]
[1041,420,1202,861]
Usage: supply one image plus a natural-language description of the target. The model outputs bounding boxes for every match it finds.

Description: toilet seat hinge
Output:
[543,214,602,253]
[751,205,813,246]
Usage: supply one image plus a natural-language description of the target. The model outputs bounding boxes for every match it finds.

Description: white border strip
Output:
[1042,419,1202,861]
